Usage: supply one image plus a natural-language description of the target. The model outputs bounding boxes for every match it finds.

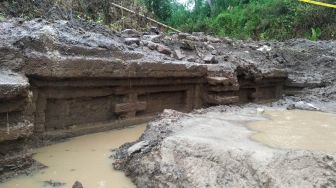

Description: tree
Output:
[142,0,172,21]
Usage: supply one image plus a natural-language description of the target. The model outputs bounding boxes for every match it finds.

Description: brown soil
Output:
[0,18,335,184]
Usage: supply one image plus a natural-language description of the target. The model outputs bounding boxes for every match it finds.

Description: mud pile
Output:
[278,40,336,101]
[112,31,336,187]
[114,107,336,188]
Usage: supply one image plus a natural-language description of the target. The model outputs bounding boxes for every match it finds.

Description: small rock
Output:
[147,41,158,50]
[43,180,66,187]
[287,101,320,111]
[186,56,196,62]
[257,108,265,115]
[207,36,221,43]
[157,45,172,55]
[180,41,194,50]
[121,29,140,38]
[257,45,272,52]
[177,33,189,40]
[128,141,149,155]
[149,27,160,34]
[186,35,199,41]
[211,50,218,55]
[192,32,204,36]
[207,45,215,50]
[174,49,185,60]
[72,181,83,188]
[203,54,217,64]
[124,38,140,45]
[142,35,163,43]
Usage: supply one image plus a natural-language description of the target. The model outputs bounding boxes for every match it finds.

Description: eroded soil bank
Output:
[0,124,146,188]
[113,107,336,188]
[0,17,335,186]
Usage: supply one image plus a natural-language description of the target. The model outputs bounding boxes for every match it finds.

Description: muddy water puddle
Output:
[0,124,146,188]
[249,110,336,152]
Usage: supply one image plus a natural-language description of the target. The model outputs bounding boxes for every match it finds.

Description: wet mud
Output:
[0,124,146,188]
[249,110,336,153]
[114,107,336,188]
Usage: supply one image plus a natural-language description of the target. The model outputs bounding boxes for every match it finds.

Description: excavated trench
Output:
[0,67,286,182]
[2,110,336,188]
[0,124,146,188]
[0,19,336,187]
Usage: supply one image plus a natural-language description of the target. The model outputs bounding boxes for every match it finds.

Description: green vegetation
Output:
[1,0,335,40]
[0,13,5,22]
[142,0,336,40]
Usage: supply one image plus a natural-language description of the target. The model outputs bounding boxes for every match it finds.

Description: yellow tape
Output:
[299,0,336,8]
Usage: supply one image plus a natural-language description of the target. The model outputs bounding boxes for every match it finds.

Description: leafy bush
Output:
[161,0,336,40]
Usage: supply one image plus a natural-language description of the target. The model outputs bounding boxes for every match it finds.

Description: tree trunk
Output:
[206,0,214,13]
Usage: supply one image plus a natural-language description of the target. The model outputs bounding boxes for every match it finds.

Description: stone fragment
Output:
[203,54,217,64]
[180,41,194,50]
[257,45,272,52]
[128,141,149,155]
[207,36,221,43]
[129,43,138,50]
[124,38,140,45]
[211,50,217,55]
[287,101,320,111]
[192,32,204,36]
[186,56,196,62]
[147,41,158,50]
[177,33,189,40]
[121,29,140,38]
[174,49,185,60]
[142,34,163,43]
[72,181,83,188]
[149,27,160,34]
[256,108,265,115]
[157,44,172,55]
[207,45,215,50]
[186,35,199,41]
[0,70,29,99]
[43,180,66,187]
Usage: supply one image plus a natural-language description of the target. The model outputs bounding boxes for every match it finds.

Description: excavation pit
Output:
[0,124,146,188]
[1,18,335,187]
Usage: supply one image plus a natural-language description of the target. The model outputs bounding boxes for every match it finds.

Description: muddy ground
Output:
[112,34,336,187]
[113,105,336,188]
[0,17,335,186]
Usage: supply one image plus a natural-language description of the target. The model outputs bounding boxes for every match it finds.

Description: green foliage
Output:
[307,27,322,41]
[147,0,336,40]
[0,13,5,22]
[2,0,335,40]
[142,0,172,21]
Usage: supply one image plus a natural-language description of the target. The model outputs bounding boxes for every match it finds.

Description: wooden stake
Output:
[110,2,181,33]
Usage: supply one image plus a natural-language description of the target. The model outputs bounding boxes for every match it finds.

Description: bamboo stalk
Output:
[110,2,181,33]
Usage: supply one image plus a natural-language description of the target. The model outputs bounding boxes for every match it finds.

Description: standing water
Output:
[249,110,336,152]
[0,124,147,188]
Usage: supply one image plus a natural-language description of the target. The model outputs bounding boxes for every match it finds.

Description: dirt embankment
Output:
[112,37,336,187]
[0,17,335,185]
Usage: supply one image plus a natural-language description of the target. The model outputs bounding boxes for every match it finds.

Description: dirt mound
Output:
[113,107,336,188]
